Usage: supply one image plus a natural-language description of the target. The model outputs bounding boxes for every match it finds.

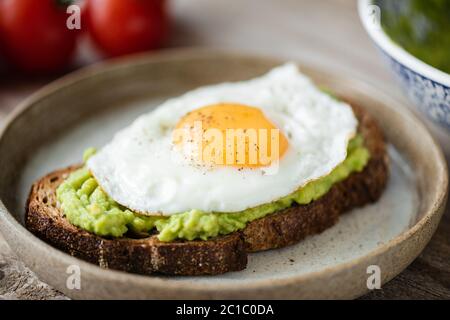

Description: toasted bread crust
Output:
[25,104,388,276]
[244,104,388,252]
[26,170,247,275]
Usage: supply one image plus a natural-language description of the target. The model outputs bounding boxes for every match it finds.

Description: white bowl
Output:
[358,0,450,133]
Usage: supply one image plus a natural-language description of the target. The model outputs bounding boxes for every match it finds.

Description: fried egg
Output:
[87,64,358,215]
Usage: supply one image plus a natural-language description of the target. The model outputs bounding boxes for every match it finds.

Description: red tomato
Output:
[86,0,169,57]
[0,0,78,73]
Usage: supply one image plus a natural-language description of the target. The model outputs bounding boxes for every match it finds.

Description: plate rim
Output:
[0,48,448,296]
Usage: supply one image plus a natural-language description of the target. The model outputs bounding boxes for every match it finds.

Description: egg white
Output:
[87,64,357,215]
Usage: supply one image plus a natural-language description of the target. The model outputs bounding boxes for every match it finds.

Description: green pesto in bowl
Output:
[375,0,450,74]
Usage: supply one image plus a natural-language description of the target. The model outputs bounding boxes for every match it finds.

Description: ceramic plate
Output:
[0,49,447,299]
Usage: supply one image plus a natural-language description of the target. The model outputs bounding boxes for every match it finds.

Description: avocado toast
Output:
[25,103,388,276]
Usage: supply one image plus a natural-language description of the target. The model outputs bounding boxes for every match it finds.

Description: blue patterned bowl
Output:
[358,0,450,133]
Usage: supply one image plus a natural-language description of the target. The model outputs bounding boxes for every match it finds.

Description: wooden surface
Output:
[0,0,449,300]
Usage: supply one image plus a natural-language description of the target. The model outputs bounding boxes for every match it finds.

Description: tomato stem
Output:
[56,0,74,8]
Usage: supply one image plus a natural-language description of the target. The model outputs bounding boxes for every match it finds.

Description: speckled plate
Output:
[0,49,447,299]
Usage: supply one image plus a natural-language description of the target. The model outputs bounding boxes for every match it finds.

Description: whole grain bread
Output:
[25,104,388,276]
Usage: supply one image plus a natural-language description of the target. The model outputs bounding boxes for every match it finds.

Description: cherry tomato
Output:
[86,0,169,57]
[0,0,78,73]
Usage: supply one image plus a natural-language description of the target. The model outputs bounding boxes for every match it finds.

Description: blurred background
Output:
[0,0,397,119]
[0,0,449,299]
[1,0,448,155]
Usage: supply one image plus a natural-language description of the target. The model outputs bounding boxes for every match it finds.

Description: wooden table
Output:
[0,0,449,300]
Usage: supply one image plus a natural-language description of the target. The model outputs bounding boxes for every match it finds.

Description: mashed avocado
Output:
[56,137,370,242]
[376,0,450,74]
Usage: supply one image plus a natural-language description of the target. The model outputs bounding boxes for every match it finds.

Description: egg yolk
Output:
[173,103,289,168]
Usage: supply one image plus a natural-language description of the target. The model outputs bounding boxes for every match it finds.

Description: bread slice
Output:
[25,104,388,276]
